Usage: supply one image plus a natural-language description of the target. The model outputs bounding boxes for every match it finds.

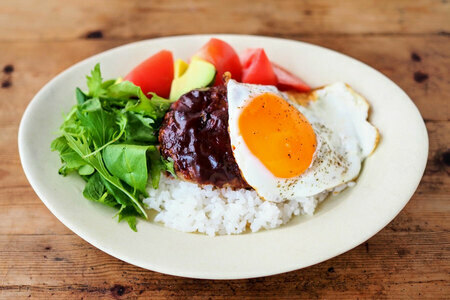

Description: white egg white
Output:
[227,80,379,202]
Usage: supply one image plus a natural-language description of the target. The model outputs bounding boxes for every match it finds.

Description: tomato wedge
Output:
[193,38,242,85]
[272,63,311,92]
[240,48,277,86]
[124,50,174,98]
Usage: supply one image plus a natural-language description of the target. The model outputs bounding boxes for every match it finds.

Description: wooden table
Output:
[1,0,449,298]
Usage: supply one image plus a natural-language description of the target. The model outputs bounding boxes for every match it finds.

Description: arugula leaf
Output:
[103,144,150,194]
[51,136,89,175]
[76,104,120,148]
[147,147,162,189]
[117,206,139,232]
[100,175,135,208]
[83,172,105,201]
[123,111,157,143]
[63,134,148,218]
[126,90,175,120]
[83,173,119,207]
[124,89,157,118]
[148,92,175,117]
[147,146,176,189]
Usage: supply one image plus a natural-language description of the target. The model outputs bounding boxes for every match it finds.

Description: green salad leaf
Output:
[64,133,148,218]
[86,64,105,98]
[123,111,157,143]
[83,172,110,205]
[75,87,88,105]
[117,206,139,232]
[107,80,142,99]
[103,144,150,194]
[147,147,176,189]
[51,63,175,231]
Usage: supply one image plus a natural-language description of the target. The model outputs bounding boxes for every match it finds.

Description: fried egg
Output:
[227,80,379,202]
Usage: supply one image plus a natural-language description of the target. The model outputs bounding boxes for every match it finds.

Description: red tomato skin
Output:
[272,63,311,92]
[240,48,258,67]
[240,48,277,86]
[194,38,242,85]
[124,50,174,98]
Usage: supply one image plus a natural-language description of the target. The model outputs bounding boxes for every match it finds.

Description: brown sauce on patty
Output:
[159,86,250,189]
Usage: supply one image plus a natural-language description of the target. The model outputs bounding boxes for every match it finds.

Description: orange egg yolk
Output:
[238,93,317,178]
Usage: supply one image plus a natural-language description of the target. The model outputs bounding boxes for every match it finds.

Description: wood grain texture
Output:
[0,0,449,298]
[0,0,449,41]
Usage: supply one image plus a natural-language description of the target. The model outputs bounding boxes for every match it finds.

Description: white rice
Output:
[144,175,352,236]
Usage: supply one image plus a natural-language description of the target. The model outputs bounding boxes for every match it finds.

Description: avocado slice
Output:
[174,59,188,78]
[169,58,216,100]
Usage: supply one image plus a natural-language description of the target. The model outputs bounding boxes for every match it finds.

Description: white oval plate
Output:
[19,35,428,279]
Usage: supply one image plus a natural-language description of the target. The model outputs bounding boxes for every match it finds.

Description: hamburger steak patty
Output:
[159,86,250,189]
